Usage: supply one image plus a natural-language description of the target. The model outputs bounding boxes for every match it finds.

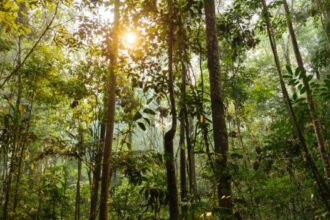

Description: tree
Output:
[204,0,233,217]
[178,5,188,218]
[163,0,179,218]
[260,0,330,212]
[99,0,120,219]
[1,0,330,219]
[283,0,330,176]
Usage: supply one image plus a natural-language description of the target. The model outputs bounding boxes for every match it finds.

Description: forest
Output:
[0,0,329,219]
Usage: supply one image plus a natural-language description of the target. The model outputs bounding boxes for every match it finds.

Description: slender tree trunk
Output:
[186,43,197,200]
[75,133,83,220]
[234,104,257,220]
[89,145,102,220]
[3,6,25,216]
[315,0,330,43]
[281,35,299,96]
[164,0,179,218]
[179,122,188,219]
[178,7,196,213]
[3,150,15,220]
[98,0,120,219]
[89,124,105,220]
[12,121,31,214]
[283,0,330,176]
[185,108,197,201]
[204,0,233,217]
[281,36,292,67]
[234,108,248,167]
[75,145,82,220]
[179,15,188,219]
[13,86,34,216]
[287,157,307,220]
[261,0,330,212]
[185,116,197,200]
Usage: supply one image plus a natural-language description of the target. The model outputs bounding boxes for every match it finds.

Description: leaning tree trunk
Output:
[98,0,120,219]
[204,0,233,217]
[164,0,179,219]
[261,0,330,212]
[283,0,330,176]
[314,0,330,44]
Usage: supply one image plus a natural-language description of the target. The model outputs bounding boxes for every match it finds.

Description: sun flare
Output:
[123,31,137,46]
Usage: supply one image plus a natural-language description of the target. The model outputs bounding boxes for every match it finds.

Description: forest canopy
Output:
[0,0,330,219]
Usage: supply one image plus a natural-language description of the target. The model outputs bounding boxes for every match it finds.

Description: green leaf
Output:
[325,79,330,86]
[146,97,154,104]
[288,79,297,86]
[296,98,305,103]
[297,67,306,79]
[286,65,293,75]
[300,87,306,94]
[310,82,318,89]
[143,108,156,115]
[143,117,150,125]
[292,92,297,100]
[306,75,313,82]
[138,122,146,131]
[0,39,13,51]
[133,112,143,121]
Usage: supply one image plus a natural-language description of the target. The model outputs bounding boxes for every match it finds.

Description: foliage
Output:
[0,0,329,219]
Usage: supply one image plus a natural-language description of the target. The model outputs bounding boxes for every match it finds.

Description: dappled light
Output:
[1,0,330,219]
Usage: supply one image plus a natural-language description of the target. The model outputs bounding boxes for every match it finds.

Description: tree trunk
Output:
[98,0,120,219]
[164,0,179,219]
[179,15,188,219]
[3,4,25,216]
[204,0,233,217]
[261,0,330,212]
[179,122,188,219]
[234,104,257,219]
[283,0,330,176]
[3,151,15,220]
[315,0,330,44]
[75,146,82,220]
[186,116,197,201]
[89,144,102,220]
[89,123,105,220]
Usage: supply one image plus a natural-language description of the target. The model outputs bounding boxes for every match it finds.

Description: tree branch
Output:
[0,1,60,89]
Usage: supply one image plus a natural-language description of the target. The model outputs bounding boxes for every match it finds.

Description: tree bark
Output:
[89,143,102,220]
[186,116,197,200]
[261,0,330,212]
[89,121,105,220]
[179,122,188,219]
[98,0,120,219]
[315,0,330,44]
[204,0,233,217]
[164,0,179,219]
[75,144,82,220]
[283,0,330,176]
[179,14,188,219]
